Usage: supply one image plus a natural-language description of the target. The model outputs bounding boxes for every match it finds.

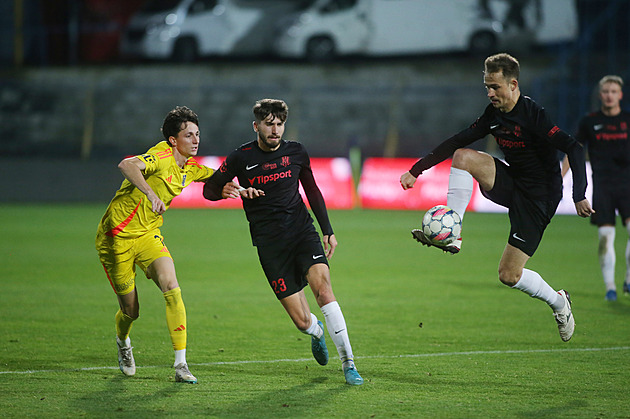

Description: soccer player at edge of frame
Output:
[202,98,364,385]
[400,53,594,343]
[561,75,630,302]
[95,106,239,383]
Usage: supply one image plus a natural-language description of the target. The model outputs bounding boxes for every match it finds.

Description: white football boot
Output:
[553,290,575,342]
[117,338,136,376]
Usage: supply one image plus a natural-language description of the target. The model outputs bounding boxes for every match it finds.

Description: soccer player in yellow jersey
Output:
[96,106,229,383]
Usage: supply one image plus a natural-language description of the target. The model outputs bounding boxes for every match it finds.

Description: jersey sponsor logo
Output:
[281,156,291,167]
[182,174,186,186]
[495,137,526,149]
[166,175,173,183]
[262,162,277,170]
[248,169,292,186]
[246,164,259,170]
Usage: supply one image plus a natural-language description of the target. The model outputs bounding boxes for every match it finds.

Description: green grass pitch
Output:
[1,204,629,418]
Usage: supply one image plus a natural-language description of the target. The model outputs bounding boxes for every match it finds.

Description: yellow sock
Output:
[115,309,134,341]
[163,287,187,351]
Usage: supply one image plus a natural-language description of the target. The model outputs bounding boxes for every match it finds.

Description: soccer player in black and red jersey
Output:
[562,75,630,301]
[203,99,363,385]
[400,53,594,342]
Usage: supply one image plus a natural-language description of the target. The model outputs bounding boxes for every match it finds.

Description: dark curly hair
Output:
[161,106,199,143]
[253,99,288,123]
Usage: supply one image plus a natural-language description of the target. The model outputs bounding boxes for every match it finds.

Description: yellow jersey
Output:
[97,141,214,239]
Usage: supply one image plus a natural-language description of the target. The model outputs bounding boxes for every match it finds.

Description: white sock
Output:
[598,226,616,291]
[301,313,323,339]
[116,336,131,348]
[446,167,473,221]
[512,268,564,311]
[174,349,186,366]
[321,301,354,363]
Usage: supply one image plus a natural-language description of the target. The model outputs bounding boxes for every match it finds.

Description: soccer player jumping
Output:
[400,53,594,342]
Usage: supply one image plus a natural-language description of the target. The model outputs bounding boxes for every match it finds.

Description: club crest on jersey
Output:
[281,156,290,167]
[513,125,522,137]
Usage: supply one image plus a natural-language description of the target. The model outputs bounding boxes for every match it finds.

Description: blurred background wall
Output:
[1,0,629,203]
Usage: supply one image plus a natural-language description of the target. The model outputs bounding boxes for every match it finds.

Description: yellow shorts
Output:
[96,228,172,296]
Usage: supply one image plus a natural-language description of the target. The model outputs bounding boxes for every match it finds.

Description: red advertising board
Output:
[171,156,591,214]
[358,158,480,210]
[170,156,355,209]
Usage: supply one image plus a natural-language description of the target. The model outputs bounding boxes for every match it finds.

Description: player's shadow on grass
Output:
[517,399,588,418]
[204,363,356,417]
[72,367,204,416]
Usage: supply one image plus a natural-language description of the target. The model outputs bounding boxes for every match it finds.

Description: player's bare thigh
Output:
[498,243,530,286]
[452,149,496,191]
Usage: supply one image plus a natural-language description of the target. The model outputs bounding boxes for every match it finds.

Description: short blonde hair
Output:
[598,75,623,90]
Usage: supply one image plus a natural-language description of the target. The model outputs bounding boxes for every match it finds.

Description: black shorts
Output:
[481,158,560,257]
[591,181,630,226]
[256,231,329,300]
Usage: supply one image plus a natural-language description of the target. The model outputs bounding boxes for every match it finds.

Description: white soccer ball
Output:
[421,205,462,245]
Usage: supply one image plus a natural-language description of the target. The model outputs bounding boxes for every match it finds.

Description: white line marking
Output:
[1,346,628,375]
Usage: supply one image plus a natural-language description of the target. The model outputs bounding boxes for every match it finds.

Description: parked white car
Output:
[120,0,300,61]
[273,0,578,61]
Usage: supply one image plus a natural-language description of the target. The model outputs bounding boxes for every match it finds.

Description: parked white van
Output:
[120,0,300,61]
[273,0,578,61]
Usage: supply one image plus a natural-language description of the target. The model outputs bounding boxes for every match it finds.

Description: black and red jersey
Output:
[204,140,332,246]
[410,95,588,203]
[576,110,630,182]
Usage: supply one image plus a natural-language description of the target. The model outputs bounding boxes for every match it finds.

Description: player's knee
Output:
[452,149,473,170]
[122,308,139,320]
[311,281,335,305]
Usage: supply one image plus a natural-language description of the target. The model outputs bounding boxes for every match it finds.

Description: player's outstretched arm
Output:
[400,171,417,190]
